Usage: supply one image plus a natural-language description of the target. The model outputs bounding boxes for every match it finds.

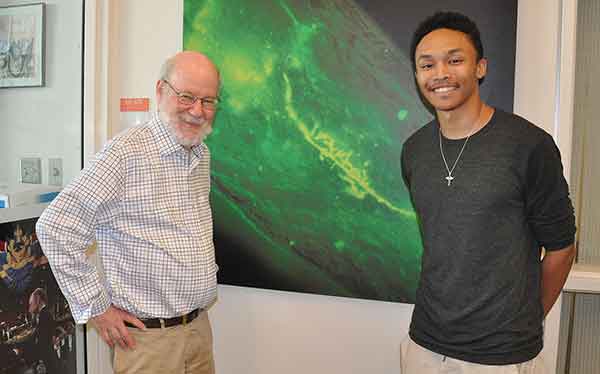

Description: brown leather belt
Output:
[125,308,203,329]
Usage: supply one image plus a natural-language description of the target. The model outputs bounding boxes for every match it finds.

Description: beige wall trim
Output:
[83,1,116,374]
[83,0,120,163]
[565,265,600,295]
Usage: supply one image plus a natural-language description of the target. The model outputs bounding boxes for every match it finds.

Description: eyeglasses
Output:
[161,79,220,111]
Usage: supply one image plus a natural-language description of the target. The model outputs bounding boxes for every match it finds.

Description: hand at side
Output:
[91,305,146,349]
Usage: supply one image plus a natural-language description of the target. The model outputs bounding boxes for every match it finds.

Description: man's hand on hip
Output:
[91,305,146,349]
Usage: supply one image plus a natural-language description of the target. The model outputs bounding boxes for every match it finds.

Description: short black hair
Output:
[410,11,484,72]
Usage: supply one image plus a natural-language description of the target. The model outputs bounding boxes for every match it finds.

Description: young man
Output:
[401,11,576,373]
[36,51,220,374]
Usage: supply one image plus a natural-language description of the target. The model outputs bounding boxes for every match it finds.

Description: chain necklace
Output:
[438,125,475,186]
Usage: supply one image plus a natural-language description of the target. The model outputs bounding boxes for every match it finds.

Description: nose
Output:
[187,100,207,117]
[433,62,450,80]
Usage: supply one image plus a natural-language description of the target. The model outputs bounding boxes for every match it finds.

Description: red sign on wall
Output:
[120,98,150,112]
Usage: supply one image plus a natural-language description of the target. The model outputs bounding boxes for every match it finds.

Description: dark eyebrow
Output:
[416,54,433,62]
[417,48,465,61]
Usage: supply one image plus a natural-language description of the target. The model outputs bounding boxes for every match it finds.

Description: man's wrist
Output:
[89,291,112,320]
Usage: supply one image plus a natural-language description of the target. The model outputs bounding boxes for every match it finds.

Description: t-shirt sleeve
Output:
[525,134,576,251]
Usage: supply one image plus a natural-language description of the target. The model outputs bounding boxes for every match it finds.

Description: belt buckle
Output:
[182,314,188,325]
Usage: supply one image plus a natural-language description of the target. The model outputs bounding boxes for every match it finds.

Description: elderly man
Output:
[36,51,221,374]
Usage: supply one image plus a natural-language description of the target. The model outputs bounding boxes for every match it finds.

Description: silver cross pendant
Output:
[445,175,454,186]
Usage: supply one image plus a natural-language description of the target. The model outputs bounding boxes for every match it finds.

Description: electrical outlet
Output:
[48,158,63,186]
[19,157,42,184]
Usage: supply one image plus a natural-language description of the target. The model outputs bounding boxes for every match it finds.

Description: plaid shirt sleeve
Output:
[36,141,124,324]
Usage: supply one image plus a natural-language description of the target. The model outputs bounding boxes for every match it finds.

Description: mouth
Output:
[430,84,458,94]
[433,86,456,93]
[185,120,206,127]
[180,115,206,127]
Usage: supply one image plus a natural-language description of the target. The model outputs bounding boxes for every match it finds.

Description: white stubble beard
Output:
[160,111,212,147]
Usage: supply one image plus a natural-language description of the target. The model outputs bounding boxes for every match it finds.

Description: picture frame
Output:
[0,3,45,88]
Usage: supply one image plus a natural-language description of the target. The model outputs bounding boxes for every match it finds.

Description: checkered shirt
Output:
[36,114,217,323]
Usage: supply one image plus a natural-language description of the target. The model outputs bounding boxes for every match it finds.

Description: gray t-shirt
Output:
[401,109,575,365]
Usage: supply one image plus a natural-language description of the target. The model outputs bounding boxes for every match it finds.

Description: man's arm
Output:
[524,134,577,317]
[36,160,116,324]
[541,244,576,317]
[36,143,146,349]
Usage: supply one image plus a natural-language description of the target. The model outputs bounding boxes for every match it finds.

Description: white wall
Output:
[212,285,412,373]
[85,0,574,373]
[0,0,82,190]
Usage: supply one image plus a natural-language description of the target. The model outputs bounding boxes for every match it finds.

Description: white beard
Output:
[159,111,212,147]
[170,122,212,147]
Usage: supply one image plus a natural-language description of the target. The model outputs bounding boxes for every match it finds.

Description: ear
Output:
[476,58,488,80]
[156,80,164,98]
[155,80,167,110]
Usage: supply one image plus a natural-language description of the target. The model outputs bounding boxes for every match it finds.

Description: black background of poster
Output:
[353,0,518,112]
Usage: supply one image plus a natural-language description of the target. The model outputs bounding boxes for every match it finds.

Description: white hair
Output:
[158,54,177,81]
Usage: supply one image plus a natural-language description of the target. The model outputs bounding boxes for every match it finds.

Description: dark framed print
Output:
[1,216,85,374]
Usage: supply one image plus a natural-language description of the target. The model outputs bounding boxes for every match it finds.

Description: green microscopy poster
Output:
[183,0,517,303]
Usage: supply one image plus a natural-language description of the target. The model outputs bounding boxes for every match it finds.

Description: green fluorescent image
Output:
[184,0,432,303]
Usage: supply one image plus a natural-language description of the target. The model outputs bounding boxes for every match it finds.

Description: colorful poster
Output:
[0,218,80,374]
[183,0,517,302]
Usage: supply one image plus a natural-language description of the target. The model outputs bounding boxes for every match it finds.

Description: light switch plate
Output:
[19,157,42,184]
[48,158,63,186]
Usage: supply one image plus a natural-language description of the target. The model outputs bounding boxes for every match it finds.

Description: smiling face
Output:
[156,52,220,148]
[414,28,487,114]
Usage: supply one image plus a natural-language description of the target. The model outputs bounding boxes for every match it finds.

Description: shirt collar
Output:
[151,112,207,159]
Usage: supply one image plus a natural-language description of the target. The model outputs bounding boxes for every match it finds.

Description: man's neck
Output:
[436,98,494,139]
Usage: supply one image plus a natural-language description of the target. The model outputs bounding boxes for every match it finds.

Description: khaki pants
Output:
[113,311,215,374]
[400,336,546,374]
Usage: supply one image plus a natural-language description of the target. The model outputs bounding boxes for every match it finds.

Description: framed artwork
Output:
[0,3,45,88]
[183,0,517,303]
[0,216,85,374]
